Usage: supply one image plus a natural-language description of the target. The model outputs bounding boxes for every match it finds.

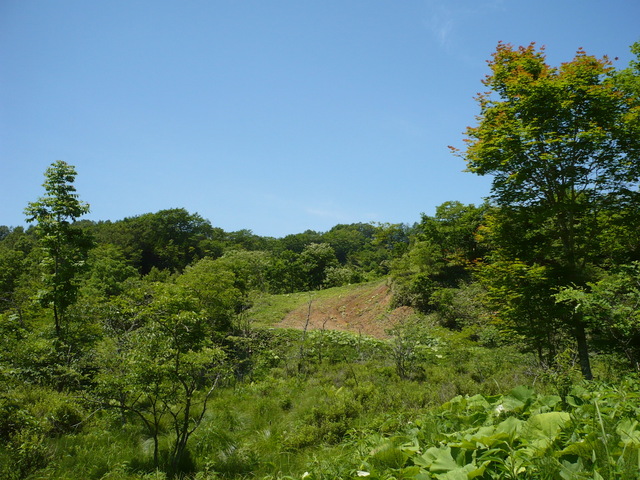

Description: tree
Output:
[176,256,241,331]
[372,223,411,259]
[298,242,339,290]
[390,202,486,312]
[94,208,217,274]
[478,259,566,363]
[0,246,25,312]
[556,262,640,370]
[212,250,271,296]
[266,249,303,293]
[94,283,229,473]
[420,201,488,268]
[390,239,444,311]
[322,224,370,264]
[25,161,92,337]
[278,230,323,254]
[82,244,139,298]
[455,43,640,378]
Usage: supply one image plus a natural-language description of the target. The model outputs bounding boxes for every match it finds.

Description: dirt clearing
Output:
[274,280,415,338]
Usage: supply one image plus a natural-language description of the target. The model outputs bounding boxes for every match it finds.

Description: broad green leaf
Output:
[497,399,525,414]
[466,394,492,410]
[531,394,562,412]
[509,385,535,402]
[467,460,490,479]
[558,434,599,458]
[398,466,423,478]
[522,411,571,452]
[559,459,585,479]
[419,446,458,472]
[617,418,640,446]
[526,411,571,438]
[452,425,497,449]
[435,462,486,480]
[495,416,524,438]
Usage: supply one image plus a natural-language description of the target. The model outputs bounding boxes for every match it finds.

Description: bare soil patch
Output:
[274,281,415,338]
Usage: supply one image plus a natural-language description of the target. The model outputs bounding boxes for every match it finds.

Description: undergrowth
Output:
[3,313,637,479]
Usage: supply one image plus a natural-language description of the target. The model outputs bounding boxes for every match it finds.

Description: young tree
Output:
[94,283,229,472]
[390,202,486,312]
[25,161,92,337]
[176,256,241,330]
[455,43,640,378]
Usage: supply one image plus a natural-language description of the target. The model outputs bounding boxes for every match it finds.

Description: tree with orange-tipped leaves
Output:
[455,42,640,379]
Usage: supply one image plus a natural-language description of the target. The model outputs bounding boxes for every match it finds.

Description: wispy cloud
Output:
[425,0,506,50]
[430,8,454,48]
[424,1,457,50]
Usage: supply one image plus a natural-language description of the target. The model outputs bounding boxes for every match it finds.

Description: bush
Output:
[283,386,363,450]
[0,386,86,478]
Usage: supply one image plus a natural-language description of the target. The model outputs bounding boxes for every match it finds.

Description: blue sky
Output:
[1,1,638,237]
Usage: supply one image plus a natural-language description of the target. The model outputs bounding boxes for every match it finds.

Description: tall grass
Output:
[8,306,636,479]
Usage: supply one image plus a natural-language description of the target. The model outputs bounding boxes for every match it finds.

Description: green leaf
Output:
[419,446,459,472]
[495,416,524,438]
[531,394,562,412]
[526,411,571,437]
[522,411,571,452]
[617,418,640,446]
[436,462,487,480]
[508,385,535,403]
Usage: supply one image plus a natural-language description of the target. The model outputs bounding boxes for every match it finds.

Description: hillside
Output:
[250,279,415,338]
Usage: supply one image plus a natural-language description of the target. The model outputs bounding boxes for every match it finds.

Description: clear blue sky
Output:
[1,1,638,237]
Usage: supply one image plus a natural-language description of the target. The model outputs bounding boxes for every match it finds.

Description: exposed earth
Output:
[274,280,415,338]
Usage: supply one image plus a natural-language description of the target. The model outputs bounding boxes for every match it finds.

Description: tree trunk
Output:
[574,320,593,380]
[53,303,61,337]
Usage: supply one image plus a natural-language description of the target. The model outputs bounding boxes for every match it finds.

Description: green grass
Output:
[5,278,639,480]
[20,328,639,479]
[26,318,544,479]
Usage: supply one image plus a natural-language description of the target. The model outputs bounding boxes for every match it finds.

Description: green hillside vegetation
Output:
[1,42,640,479]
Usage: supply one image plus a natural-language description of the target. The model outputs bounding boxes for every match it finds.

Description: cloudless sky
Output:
[1,1,639,237]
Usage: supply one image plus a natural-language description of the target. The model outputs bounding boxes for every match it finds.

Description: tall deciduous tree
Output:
[455,43,640,378]
[25,161,92,336]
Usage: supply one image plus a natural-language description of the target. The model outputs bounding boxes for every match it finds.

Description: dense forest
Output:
[2,42,640,479]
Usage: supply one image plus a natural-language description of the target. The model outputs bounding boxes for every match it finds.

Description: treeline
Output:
[1,206,406,298]
[1,198,495,313]
[81,209,404,288]
[4,189,640,375]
